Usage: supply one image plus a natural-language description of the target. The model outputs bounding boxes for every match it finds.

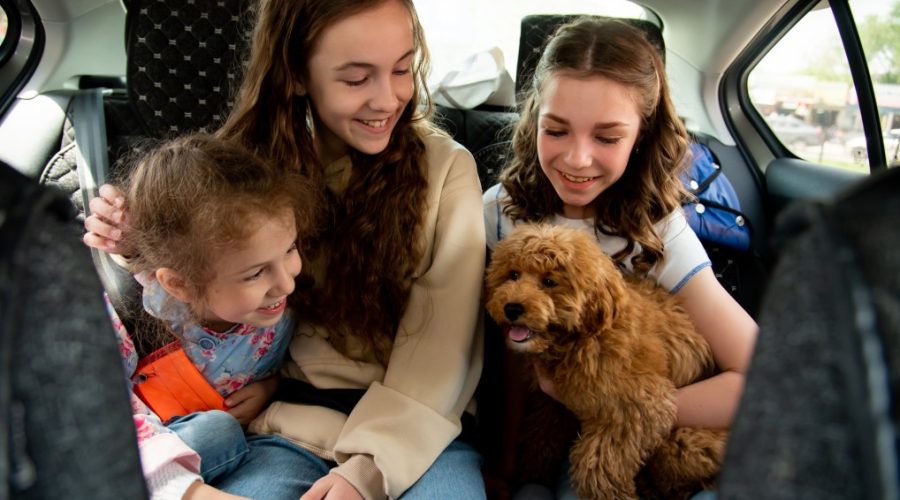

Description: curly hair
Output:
[501,18,690,275]
[118,133,318,351]
[217,0,436,364]
[120,133,318,294]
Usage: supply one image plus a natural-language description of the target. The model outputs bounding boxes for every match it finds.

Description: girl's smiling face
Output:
[305,0,416,164]
[537,73,642,219]
[196,211,301,332]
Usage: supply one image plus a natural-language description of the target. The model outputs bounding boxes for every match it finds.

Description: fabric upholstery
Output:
[125,0,252,137]
[1,163,149,499]
[719,168,900,499]
[515,14,665,96]
[434,106,518,190]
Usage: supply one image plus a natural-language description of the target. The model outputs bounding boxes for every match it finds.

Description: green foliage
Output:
[800,36,853,84]
[857,1,900,84]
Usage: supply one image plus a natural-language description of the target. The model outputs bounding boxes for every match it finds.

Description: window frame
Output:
[0,0,19,65]
[0,0,43,119]
[722,0,887,173]
[832,0,886,170]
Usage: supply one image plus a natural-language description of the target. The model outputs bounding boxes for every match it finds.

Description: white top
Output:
[483,183,710,293]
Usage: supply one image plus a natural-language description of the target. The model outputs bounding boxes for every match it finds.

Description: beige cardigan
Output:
[249,132,486,499]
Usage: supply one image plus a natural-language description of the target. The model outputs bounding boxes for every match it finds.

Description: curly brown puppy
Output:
[485,223,727,500]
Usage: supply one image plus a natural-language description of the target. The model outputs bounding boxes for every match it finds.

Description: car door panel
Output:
[765,158,865,215]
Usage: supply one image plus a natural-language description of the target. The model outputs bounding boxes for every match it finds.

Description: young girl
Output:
[84,1,487,499]
[109,133,318,500]
[483,18,758,498]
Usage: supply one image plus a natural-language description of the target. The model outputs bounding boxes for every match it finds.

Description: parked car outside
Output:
[765,113,823,149]
[846,128,900,165]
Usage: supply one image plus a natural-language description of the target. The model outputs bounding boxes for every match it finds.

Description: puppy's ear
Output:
[485,240,517,298]
[572,236,628,334]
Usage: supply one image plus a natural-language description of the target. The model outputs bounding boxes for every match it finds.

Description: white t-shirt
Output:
[483,183,710,293]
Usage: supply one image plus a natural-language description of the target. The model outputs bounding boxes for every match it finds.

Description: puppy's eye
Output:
[509,271,520,281]
[541,277,557,288]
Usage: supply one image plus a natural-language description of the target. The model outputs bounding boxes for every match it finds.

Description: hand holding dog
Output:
[533,363,559,401]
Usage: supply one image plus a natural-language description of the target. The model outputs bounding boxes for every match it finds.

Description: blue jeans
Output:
[170,411,485,499]
[401,439,485,499]
[223,438,484,499]
[169,410,316,499]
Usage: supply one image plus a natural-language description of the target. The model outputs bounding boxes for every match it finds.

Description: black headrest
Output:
[125,0,253,137]
[515,14,665,96]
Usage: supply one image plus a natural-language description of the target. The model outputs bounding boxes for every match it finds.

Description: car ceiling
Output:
[641,0,787,74]
[27,0,126,92]
[23,0,791,141]
[27,0,790,81]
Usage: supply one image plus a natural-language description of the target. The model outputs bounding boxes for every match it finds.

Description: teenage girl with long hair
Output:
[85,1,487,499]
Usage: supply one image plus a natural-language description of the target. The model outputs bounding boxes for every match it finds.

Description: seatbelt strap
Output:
[71,89,134,309]
[73,89,109,198]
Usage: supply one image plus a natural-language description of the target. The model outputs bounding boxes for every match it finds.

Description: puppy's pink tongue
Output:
[508,326,531,342]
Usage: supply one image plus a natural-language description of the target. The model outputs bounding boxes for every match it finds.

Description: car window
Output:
[414,0,650,91]
[0,7,7,46]
[853,0,900,167]
[747,0,898,172]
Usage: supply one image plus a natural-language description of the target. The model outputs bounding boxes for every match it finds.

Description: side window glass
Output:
[0,7,7,46]
[852,0,900,167]
[748,2,865,171]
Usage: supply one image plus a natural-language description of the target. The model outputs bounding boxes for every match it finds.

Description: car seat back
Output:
[720,167,900,499]
[125,0,251,137]
[515,14,664,96]
[13,0,256,351]
[0,162,147,500]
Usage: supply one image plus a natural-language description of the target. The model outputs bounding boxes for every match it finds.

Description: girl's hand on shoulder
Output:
[83,184,133,255]
[182,481,250,500]
[225,374,279,426]
[300,473,364,500]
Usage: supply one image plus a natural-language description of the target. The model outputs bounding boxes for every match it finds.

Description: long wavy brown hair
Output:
[501,18,689,275]
[217,0,435,364]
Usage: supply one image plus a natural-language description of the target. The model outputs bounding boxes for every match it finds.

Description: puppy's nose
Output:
[504,303,525,321]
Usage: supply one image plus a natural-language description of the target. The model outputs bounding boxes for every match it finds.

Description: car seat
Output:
[0,161,148,500]
[432,105,518,191]
[719,166,900,499]
[7,0,253,352]
[123,0,250,138]
[514,14,664,97]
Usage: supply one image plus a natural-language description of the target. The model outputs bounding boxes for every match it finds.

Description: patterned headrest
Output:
[515,14,665,96]
[125,0,253,137]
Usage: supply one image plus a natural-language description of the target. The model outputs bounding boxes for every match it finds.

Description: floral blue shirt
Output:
[105,278,294,495]
[140,274,294,397]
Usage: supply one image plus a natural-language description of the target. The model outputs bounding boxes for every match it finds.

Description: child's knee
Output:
[170,410,243,444]
[194,409,243,436]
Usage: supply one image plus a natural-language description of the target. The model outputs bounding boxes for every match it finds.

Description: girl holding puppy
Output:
[484,17,757,498]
